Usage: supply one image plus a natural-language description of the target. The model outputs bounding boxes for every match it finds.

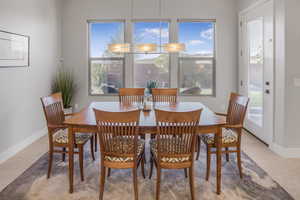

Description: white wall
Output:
[238,0,260,10]
[61,0,238,112]
[0,0,62,159]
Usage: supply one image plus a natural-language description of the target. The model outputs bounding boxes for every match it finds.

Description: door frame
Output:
[238,0,275,145]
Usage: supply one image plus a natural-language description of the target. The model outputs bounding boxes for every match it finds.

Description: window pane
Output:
[179,58,214,95]
[247,19,263,126]
[90,22,124,58]
[90,59,123,95]
[133,21,169,52]
[133,21,170,88]
[134,54,169,88]
[179,22,214,57]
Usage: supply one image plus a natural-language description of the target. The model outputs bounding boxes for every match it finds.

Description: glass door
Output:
[239,0,274,144]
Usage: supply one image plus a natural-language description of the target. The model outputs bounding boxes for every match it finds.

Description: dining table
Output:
[64,101,226,194]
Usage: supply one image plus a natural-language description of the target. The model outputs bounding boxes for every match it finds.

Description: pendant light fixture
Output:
[108,0,185,53]
[136,43,157,53]
[164,43,185,52]
[108,43,130,53]
[158,0,185,53]
[107,0,133,53]
[134,0,157,53]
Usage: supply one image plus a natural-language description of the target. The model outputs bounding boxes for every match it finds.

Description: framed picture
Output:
[0,30,30,68]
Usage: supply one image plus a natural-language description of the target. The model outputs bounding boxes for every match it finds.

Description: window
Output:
[133,21,170,88]
[88,20,216,96]
[89,21,125,95]
[178,21,215,96]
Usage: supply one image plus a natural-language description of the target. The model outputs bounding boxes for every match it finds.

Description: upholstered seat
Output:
[104,138,145,162]
[53,130,92,145]
[150,139,191,163]
[201,128,238,145]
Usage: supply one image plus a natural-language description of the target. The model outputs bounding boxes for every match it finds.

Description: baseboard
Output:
[270,142,300,158]
[0,127,47,164]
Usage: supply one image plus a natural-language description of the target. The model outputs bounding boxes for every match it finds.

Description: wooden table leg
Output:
[68,127,74,193]
[216,127,222,195]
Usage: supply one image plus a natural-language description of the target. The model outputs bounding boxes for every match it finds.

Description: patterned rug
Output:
[0,141,294,200]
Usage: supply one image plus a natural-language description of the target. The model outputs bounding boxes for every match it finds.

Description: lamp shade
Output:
[108,43,130,53]
[136,43,157,53]
[163,43,186,52]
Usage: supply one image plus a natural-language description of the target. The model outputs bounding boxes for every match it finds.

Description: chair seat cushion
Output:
[53,130,92,145]
[150,139,190,163]
[104,139,145,163]
[201,128,238,145]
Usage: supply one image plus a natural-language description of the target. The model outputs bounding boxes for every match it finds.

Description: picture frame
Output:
[0,30,30,68]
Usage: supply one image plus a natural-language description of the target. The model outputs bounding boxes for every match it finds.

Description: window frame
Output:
[87,20,126,96]
[87,19,217,96]
[131,19,171,88]
[177,19,216,97]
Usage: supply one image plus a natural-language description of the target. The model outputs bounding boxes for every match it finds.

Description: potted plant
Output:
[146,80,158,94]
[51,68,76,113]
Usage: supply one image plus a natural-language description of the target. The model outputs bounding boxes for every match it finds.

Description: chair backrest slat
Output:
[40,93,65,132]
[94,109,141,159]
[152,88,178,104]
[119,88,145,105]
[155,109,202,160]
[226,93,249,126]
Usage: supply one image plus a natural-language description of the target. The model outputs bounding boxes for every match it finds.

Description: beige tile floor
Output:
[0,132,299,199]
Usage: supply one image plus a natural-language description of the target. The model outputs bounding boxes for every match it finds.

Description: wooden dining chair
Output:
[118,88,146,163]
[94,109,146,200]
[149,108,202,200]
[200,93,249,180]
[41,92,95,181]
[119,88,145,105]
[151,88,178,104]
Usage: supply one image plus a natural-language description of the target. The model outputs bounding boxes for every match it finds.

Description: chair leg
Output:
[99,165,106,200]
[94,133,98,152]
[133,167,139,200]
[141,153,146,179]
[143,146,147,164]
[237,147,243,179]
[225,147,229,162]
[79,146,84,181]
[196,136,201,160]
[189,166,195,200]
[184,168,188,178]
[206,146,211,181]
[62,147,66,162]
[107,168,111,177]
[47,149,53,179]
[149,152,154,179]
[156,167,161,200]
[90,137,95,161]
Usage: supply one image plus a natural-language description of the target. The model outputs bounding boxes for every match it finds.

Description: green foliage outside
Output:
[249,90,262,107]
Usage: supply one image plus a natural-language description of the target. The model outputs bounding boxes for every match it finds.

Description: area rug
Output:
[0,141,294,200]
